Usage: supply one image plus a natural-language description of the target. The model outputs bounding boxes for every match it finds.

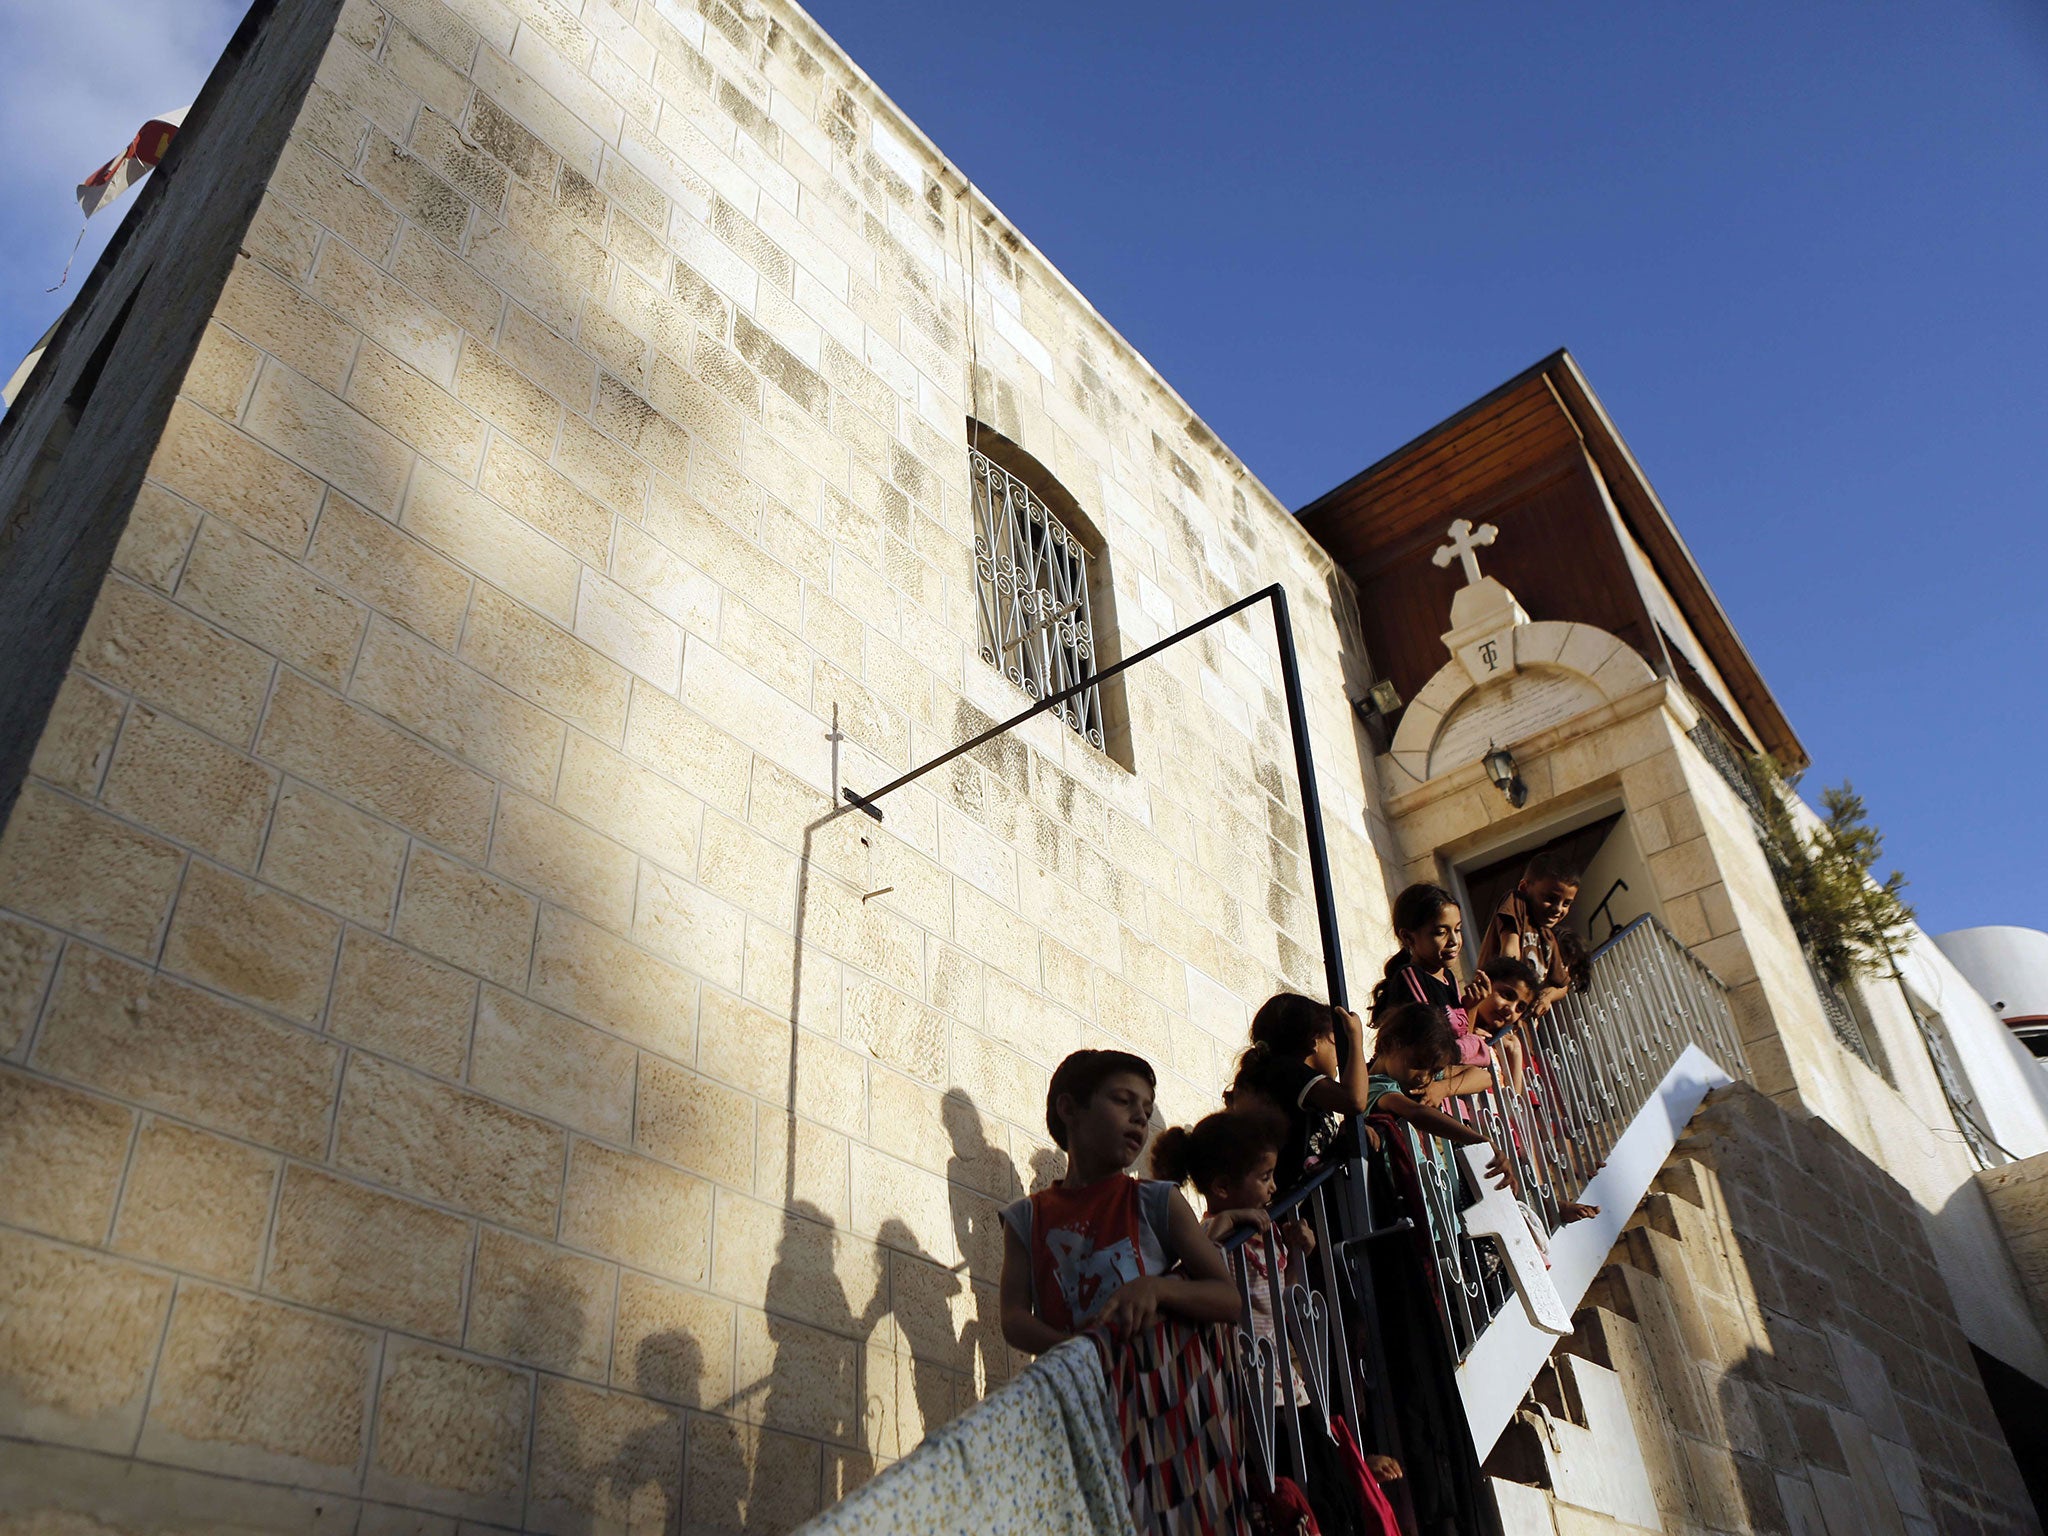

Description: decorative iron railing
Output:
[1685,715,1767,831]
[969,447,1105,749]
[1218,913,1749,1501]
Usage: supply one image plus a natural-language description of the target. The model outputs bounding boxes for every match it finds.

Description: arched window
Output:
[967,424,1130,766]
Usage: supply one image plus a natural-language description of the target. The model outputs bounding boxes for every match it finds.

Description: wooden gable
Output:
[1297,352,1806,768]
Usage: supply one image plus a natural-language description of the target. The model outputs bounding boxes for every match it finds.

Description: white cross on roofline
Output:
[1431,518,1498,586]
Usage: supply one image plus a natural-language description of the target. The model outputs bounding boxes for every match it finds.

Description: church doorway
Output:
[1451,804,1662,959]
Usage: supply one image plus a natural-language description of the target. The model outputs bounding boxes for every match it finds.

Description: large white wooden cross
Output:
[1457,1143,1572,1335]
[1431,518,1498,587]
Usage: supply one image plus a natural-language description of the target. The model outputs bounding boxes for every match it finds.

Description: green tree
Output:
[1745,756,1915,989]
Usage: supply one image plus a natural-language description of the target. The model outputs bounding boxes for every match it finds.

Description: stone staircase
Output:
[1486,1084,2039,1536]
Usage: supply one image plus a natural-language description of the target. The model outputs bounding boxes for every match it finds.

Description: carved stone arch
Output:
[1387,620,1657,789]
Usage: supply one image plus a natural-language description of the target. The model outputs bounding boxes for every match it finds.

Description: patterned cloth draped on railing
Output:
[793,1336,1136,1536]
[795,1322,1251,1536]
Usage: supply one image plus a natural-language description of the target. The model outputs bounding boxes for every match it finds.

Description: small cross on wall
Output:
[1431,518,1498,586]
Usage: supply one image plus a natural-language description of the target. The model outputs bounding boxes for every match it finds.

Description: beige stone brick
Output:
[392,225,503,339]
[555,411,648,515]
[177,321,261,421]
[267,1164,471,1337]
[306,491,471,651]
[260,780,406,926]
[479,436,611,563]
[635,1056,753,1188]
[315,28,420,141]
[460,583,631,741]
[844,977,948,1088]
[144,399,325,554]
[717,598,809,704]
[527,1375,681,1536]
[358,132,473,251]
[100,708,280,876]
[29,673,125,797]
[592,371,692,483]
[621,683,752,815]
[683,643,829,796]
[386,0,485,69]
[111,1118,278,1285]
[559,1137,711,1283]
[74,579,273,745]
[502,303,597,411]
[329,926,478,1078]
[271,136,401,258]
[0,784,184,958]
[0,914,61,1056]
[244,190,322,282]
[0,1067,133,1244]
[611,523,719,645]
[243,361,414,517]
[489,791,636,932]
[1650,835,1720,900]
[347,620,565,798]
[414,105,514,215]
[464,1225,615,1379]
[697,986,800,1104]
[258,671,497,868]
[367,1339,531,1521]
[457,344,563,455]
[533,906,696,1059]
[337,1051,561,1232]
[394,845,538,987]
[113,481,204,591]
[402,462,580,624]
[33,947,338,1156]
[177,516,368,687]
[709,1193,884,1338]
[632,862,746,992]
[686,1415,821,1535]
[0,1228,173,1453]
[346,341,489,476]
[696,813,798,928]
[613,1270,736,1408]
[557,732,703,874]
[471,985,634,1141]
[575,567,681,689]
[142,1282,374,1490]
[643,487,794,643]
[214,257,357,393]
[162,861,341,1023]
[736,1307,859,1445]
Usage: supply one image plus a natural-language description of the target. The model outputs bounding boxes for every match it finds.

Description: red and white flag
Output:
[76,105,191,219]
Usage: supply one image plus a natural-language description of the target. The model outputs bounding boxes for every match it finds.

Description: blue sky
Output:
[2,1,2043,935]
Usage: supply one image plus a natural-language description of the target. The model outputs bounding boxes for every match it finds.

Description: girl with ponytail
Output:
[1370,883,1494,1098]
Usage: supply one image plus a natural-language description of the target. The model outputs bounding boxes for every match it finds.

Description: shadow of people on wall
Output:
[876,1215,962,1449]
[601,1331,703,1531]
[1028,1145,1065,1194]
[942,1088,1024,1398]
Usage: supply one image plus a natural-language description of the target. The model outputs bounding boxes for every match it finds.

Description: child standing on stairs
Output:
[1370,883,1494,1103]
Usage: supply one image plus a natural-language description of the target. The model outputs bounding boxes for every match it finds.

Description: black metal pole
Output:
[1267,583,1348,1013]
[842,583,1348,1011]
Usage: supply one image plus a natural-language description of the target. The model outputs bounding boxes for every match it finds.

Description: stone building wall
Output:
[0,0,1389,1529]
[1493,1084,2040,1535]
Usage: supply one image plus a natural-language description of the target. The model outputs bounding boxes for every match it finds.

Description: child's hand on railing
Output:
[1278,1218,1316,1257]
[1201,1208,1271,1244]
[1418,1075,1454,1110]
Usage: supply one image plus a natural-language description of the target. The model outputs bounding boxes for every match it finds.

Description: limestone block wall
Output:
[1493,1085,2039,1535]
[0,0,1391,1529]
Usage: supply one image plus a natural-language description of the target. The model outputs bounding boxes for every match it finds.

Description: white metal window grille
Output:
[971,448,1105,749]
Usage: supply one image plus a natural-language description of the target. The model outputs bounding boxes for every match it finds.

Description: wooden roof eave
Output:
[1545,354,1808,770]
